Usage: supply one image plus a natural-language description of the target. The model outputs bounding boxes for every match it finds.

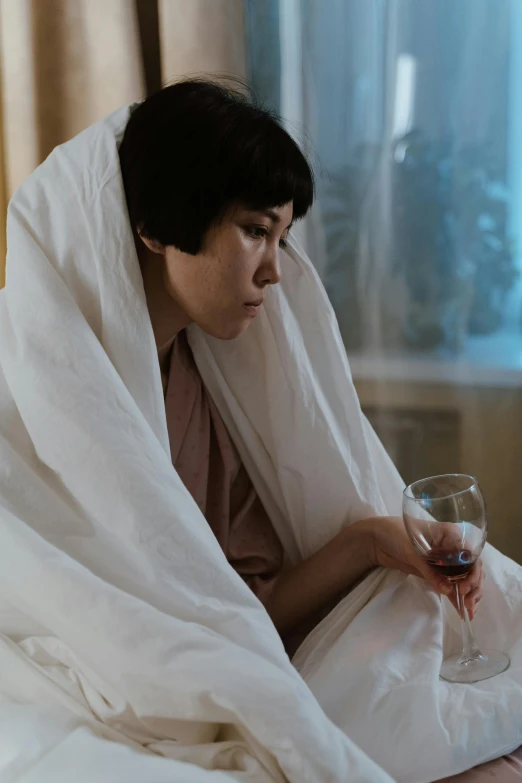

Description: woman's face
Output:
[142,201,293,341]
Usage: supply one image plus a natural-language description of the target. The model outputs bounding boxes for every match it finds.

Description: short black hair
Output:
[118,78,314,254]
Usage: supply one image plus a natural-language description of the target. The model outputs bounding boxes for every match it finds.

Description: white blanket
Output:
[0,106,520,783]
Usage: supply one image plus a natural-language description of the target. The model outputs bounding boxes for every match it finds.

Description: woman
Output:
[118,81,483,638]
[0,80,520,783]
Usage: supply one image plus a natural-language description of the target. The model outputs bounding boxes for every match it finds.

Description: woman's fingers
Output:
[463,566,485,619]
[448,562,484,618]
[422,567,454,602]
[460,559,483,595]
[424,559,485,618]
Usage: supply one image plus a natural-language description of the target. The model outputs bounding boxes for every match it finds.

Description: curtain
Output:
[246,0,522,564]
[159,0,246,81]
[0,32,6,290]
[0,0,246,287]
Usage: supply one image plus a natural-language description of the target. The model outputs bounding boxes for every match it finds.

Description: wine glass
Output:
[403,473,510,683]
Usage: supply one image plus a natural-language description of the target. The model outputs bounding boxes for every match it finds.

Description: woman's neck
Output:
[136,238,191,375]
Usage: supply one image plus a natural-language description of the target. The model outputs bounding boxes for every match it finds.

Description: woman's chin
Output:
[198,318,253,341]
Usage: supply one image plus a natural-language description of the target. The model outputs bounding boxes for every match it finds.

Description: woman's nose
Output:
[258,248,282,287]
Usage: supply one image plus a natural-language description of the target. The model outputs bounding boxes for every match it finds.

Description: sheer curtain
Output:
[246,0,522,562]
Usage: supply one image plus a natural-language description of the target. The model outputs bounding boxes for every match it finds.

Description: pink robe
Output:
[164,330,284,607]
[164,330,522,783]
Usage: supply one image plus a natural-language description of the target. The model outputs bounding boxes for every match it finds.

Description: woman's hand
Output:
[267,514,484,636]
[359,515,485,619]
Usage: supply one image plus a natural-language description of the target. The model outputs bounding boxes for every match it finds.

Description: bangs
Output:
[226,115,315,221]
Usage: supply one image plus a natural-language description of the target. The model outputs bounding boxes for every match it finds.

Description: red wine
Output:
[423,548,477,579]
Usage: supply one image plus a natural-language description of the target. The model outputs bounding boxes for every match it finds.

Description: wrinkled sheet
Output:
[1,104,521,783]
[0,106,393,783]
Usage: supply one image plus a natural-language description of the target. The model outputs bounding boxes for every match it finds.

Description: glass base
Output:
[440,649,510,683]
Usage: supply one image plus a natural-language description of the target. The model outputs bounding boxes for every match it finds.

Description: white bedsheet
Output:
[0,106,392,783]
[0,104,520,783]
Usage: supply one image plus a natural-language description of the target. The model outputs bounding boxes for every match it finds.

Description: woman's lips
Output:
[244,299,263,317]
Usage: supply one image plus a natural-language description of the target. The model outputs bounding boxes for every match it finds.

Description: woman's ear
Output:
[137,229,166,256]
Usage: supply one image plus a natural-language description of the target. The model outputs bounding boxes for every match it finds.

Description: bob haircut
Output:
[119,79,314,255]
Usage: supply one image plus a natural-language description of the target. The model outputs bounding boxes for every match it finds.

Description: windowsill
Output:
[348,332,522,388]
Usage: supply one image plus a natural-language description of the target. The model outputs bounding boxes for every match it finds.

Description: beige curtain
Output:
[0,0,246,287]
[0,20,6,290]
[159,0,246,82]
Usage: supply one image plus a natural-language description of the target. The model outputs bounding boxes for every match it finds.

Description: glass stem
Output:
[455,582,482,663]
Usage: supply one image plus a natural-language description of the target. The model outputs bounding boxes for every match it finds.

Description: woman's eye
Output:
[245,226,289,248]
[248,226,268,239]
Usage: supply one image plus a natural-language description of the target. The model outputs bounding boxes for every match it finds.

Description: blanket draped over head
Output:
[0,106,521,783]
